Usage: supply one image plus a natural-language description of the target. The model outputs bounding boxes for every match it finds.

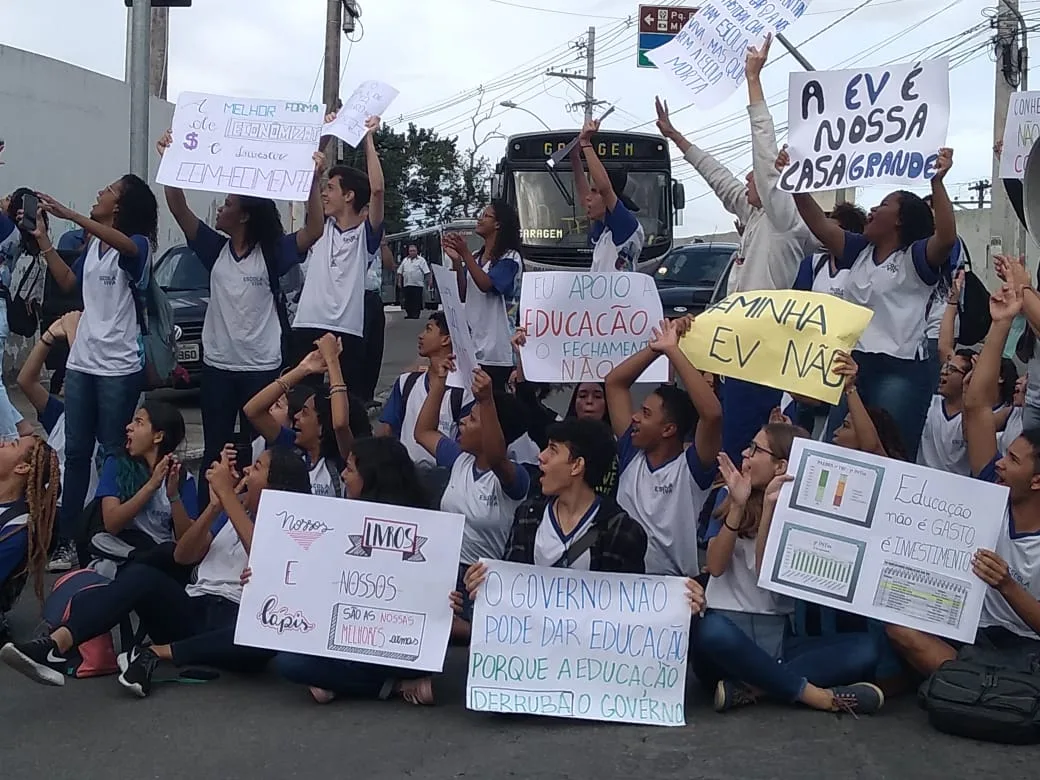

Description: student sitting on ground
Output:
[604,317,723,577]
[0,446,310,696]
[886,278,1040,675]
[415,356,529,641]
[694,422,884,715]
[0,436,60,644]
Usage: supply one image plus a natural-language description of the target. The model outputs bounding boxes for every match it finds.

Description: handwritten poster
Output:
[778,59,950,194]
[157,92,324,201]
[518,272,667,384]
[758,439,1007,643]
[324,80,400,148]
[1000,91,1040,180]
[679,290,872,404]
[234,490,464,672]
[467,560,690,726]
[431,265,479,389]
[647,0,811,109]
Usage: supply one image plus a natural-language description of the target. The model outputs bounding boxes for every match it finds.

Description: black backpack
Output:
[401,371,464,422]
[3,256,44,337]
[261,242,294,369]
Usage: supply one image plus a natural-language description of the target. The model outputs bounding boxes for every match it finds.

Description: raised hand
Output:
[775,144,790,172]
[312,150,327,173]
[648,318,679,353]
[315,333,343,365]
[156,130,173,158]
[149,454,172,491]
[764,474,794,506]
[745,32,772,79]
[832,350,859,391]
[579,117,600,143]
[717,452,752,507]
[990,283,1023,323]
[654,96,677,140]
[471,368,493,403]
[36,192,75,221]
[364,115,381,136]
[932,147,953,182]
[463,561,488,601]
[298,348,328,376]
[166,457,182,499]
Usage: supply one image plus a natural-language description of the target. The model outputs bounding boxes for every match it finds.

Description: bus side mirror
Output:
[491,174,503,199]
[672,179,686,211]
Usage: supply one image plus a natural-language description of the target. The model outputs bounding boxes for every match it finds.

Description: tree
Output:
[446,89,499,222]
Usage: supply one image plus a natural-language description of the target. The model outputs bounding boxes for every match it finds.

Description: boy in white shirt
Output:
[916,348,975,476]
[604,317,723,576]
[887,282,1040,674]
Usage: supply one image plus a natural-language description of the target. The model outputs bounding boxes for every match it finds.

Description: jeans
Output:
[62,562,271,672]
[290,327,366,393]
[722,377,782,465]
[824,350,932,461]
[692,609,879,702]
[361,289,386,402]
[197,364,280,508]
[60,369,143,540]
[275,652,425,698]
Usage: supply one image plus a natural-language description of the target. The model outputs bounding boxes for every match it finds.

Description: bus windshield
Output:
[512,170,671,250]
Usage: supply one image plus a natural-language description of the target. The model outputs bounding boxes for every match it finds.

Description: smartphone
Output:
[233,433,254,472]
[19,193,37,233]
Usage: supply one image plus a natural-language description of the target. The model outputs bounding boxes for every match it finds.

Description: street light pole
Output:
[500,101,552,131]
[128,0,153,178]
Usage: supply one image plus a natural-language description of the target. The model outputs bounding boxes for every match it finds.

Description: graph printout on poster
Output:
[758,439,1008,642]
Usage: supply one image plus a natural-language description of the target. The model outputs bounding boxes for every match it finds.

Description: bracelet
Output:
[580,143,593,150]
[169,494,182,504]
[41,335,54,347]
[329,383,347,391]
[724,521,740,532]
[275,378,291,395]
[329,387,349,396]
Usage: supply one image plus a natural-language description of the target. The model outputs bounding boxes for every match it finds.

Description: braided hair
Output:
[24,438,60,600]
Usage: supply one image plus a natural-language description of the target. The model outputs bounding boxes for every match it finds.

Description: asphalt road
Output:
[3,314,1040,778]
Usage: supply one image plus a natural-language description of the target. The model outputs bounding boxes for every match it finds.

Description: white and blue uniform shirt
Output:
[185,512,248,604]
[916,395,971,476]
[378,373,474,467]
[270,426,342,497]
[589,202,644,273]
[95,455,198,544]
[792,252,849,299]
[464,249,522,367]
[532,497,601,570]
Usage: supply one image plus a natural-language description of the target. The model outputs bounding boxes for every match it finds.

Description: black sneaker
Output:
[0,638,67,686]
[714,679,757,713]
[46,541,77,573]
[118,646,160,698]
[831,682,885,715]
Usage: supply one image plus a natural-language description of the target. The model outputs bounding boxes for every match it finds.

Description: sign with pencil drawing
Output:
[758,439,1008,643]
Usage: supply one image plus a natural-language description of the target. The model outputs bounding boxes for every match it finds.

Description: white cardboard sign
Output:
[1000,91,1040,180]
[432,264,480,389]
[324,80,400,147]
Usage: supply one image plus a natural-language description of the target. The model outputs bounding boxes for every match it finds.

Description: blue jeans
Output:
[825,351,931,461]
[198,364,280,507]
[275,652,425,699]
[692,610,879,702]
[722,377,782,465]
[60,369,143,540]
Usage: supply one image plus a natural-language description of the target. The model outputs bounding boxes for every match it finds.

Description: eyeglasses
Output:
[941,361,967,376]
[748,441,776,458]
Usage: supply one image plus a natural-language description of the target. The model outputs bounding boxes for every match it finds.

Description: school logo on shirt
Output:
[257,595,315,634]
[882,258,901,274]
[330,232,360,267]
[478,491,500,508]
[1009,564,1029,589]
[99,273,117,287]
[243,274,267,288]
[654,483,675,495]
[312,483,334,497]
[346,516,428,562]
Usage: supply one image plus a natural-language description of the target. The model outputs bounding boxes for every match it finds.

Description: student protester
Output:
[0,435,60,645]
[156,131,326,507]
[414,356,530,636]
[273,436,436,705]
[244,335,364,498]
[377,312,473,467]
[0,447,309,695]
[886,279,1040,674]
[920,193,967,394]
[442,200,523,391]
[792,149,958,460]
[829,353,910,461]
[397,244,430,320]
[33,176,159,572]
[568,118,645,272]
[604,317,723,576]
[292,115,385,393]
[359,234,395,406]
[694,422,884,715]
[656,36,815,464]
[998,374,1028,454]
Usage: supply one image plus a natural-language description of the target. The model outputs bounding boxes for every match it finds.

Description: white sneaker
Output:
[46,543,77,573]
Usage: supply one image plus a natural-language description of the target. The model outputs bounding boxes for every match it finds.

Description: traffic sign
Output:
[636,5,698,69]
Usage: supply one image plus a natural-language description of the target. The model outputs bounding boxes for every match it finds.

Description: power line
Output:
[485,0,627,20]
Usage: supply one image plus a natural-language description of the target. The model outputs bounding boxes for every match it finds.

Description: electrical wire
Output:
[485,0,627,20]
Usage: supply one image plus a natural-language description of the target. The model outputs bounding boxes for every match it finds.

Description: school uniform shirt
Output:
[185,512,248,604]
[589,202,644,273]
[0,213,21,280]
[436,437,531,565]
[615,427,717,576]
[365,248,383,292]
[39,397,100,510]
[531,496,600,570]
[704,489,793,614]
[976,457,1040,639]
[838,232,946,360]
[270,426,342,497]
[378,373,474,467]
[188,224,302,373]
[398,255,430,288]
[916,396,971,476]
[464,249,522,367]
[95,456,199,544]
[1000,406,1025,454]
[923,238,965,342]
[294,218,383,338]
[792,252,849,298]
[66,236,149,377]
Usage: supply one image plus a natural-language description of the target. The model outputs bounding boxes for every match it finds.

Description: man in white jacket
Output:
[656,34,817,463]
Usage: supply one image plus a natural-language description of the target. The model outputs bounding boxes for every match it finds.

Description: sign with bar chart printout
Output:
[757,439,1008,642]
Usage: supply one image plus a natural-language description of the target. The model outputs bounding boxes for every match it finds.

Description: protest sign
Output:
[778,59,950,194]
[324,80,400,148]
[999,91,1040,180]
[679,290,872,404]
[235,490,464,672]
[518,272,667,383]
[758,439,1007,643]
[467,560,690,726]
[157,92,323,201]
[431,265,478,389]
[647,0,810,109]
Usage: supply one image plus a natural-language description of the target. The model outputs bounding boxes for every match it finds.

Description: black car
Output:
[153,245,209,387]
[650,241,738,318]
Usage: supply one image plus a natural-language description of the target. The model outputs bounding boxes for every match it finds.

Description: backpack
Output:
[401,371,464,422]
[3,254,44,337]
[126,259,177,389]
[954,244,992,347]
[919,647,1040,744]
[262,242,293,369]
[0,503,31,615]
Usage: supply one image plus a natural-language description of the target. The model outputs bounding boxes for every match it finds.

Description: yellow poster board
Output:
[679,290,874,404]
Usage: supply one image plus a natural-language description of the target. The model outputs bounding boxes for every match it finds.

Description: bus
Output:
[491,131,685,271]
[384,219,482,307]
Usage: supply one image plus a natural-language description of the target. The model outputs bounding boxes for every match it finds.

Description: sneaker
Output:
[46,542,77,573]
[831,682,885,715]
[714,680,757,713]
[118,646,161,698]
[0,637,67,686]
[117,644,147,675]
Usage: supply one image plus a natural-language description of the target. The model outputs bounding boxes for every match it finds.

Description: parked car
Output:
[153,245,209,388]
[650,241,738,319]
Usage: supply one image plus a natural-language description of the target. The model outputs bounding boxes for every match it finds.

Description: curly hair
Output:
[25,438,60,601]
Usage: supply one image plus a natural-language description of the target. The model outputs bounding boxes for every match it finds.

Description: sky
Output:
[2,0,1037,236]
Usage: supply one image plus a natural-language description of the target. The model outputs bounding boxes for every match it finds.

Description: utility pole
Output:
[323,0,343,116]
[150,6,169,99]
[547,27,606,121]
[969,180,992,208]
[128,0,152,178]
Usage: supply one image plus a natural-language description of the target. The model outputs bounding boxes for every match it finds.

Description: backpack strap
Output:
[0,501,30,531]
[401,371,423,407]
[552,525,601,568]
[450,387,464,421]
[325,458,345,498]
[812,253,829,279]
